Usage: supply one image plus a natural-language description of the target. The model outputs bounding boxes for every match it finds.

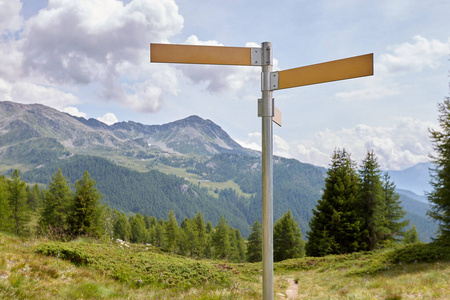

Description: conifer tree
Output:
[8,170,30,236]
[0,176,11,232]
[165,210,179,253]
[246,220,262,262]
[193,211,207,256]
[113,211,132,241]
[358,151,384,250]
[273,210,305,262]
[68,171,103,237]
[212,215,230,259]
[40,168,73,233]
[306,149,364,256]
[427,95,450,242]
[130,213,147,243]
[381,173,408,242]
[403,224,420,244]
[27,184,43,212]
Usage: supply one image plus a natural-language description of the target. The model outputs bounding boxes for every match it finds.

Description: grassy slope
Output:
[1,232,449,299]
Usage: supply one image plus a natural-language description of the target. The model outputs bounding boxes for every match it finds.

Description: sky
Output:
[1,0,449,170]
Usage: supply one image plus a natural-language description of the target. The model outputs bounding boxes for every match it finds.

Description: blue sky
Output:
[1,0,449,170]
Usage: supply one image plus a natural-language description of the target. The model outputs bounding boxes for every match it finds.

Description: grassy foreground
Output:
[0,232,449,299]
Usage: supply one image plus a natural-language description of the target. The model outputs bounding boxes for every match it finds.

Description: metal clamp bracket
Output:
[251,48,262,66]
[270,72,279,90]
[258,98,274,117]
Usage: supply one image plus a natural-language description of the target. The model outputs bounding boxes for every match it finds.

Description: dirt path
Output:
[285,278,298,299]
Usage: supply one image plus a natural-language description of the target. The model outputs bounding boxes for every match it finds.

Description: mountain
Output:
[0,101,438,241]
[387,162,432,196]
[0,101,254,165]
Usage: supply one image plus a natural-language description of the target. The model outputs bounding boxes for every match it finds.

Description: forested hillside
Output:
[0,101,438,241]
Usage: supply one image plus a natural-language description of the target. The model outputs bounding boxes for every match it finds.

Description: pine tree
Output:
[427,96,450,242]
[403,224,420,244]
[8,170,30,236]
[68,171,103,237]
[358,151,384,250]
[246,220,262,262]
[381,173,408,242]
[306,149,365,256]
[274,210,305,262]
[40,168,73,234]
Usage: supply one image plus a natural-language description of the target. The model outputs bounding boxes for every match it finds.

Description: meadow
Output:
[0,232,448,299]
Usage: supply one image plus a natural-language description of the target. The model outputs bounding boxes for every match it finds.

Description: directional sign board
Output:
[271,53,373,90]
[151,43,259,66]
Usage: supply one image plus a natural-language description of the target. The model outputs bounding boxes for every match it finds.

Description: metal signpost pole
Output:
[260,42,274,300]
[150,42,372,300]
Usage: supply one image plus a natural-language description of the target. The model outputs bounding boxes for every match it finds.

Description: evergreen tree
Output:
[246,220,262,262]
[233,229,246,262]
[403,224,420,244]
[358,151,384,250]
[27,184,43,212]
[274,210,305,262]
[427,95,450,242]
[130,213,148,244]
[165,210,179,253]
[8,170,30,236]
[0,176,11,232]
[381,173,408,242]
[306,149,364,256]
[180,218,199,257]
[68,171,103,237]
[40,168,73,233]
[212,215,230,259]
[113,211,132,241]
[193,211,207,256]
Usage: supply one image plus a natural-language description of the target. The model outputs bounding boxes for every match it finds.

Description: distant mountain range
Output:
[387,162,432,197]
[0,101,438,241]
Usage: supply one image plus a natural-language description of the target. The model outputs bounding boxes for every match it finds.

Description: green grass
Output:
[1,232,449,299]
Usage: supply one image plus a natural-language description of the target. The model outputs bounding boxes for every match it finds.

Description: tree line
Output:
[0,167,305,263]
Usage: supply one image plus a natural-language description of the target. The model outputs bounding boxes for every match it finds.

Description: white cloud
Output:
[177,35,261,96]
[0,0,23,36]
[97,113,118,125]
[10,82,79,109]
[19,0,183,111]
[238,118,436,170]
[334,35,449,102]
[63,107,87,118]
[377,35,449,75]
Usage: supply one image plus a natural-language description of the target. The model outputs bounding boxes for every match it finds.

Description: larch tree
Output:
[273,210,305,262]
[427,95,450,243]
[246,219,262,262]
[306,149,365,256]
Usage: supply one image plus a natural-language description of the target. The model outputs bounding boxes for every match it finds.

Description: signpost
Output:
[150,42,373,300]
